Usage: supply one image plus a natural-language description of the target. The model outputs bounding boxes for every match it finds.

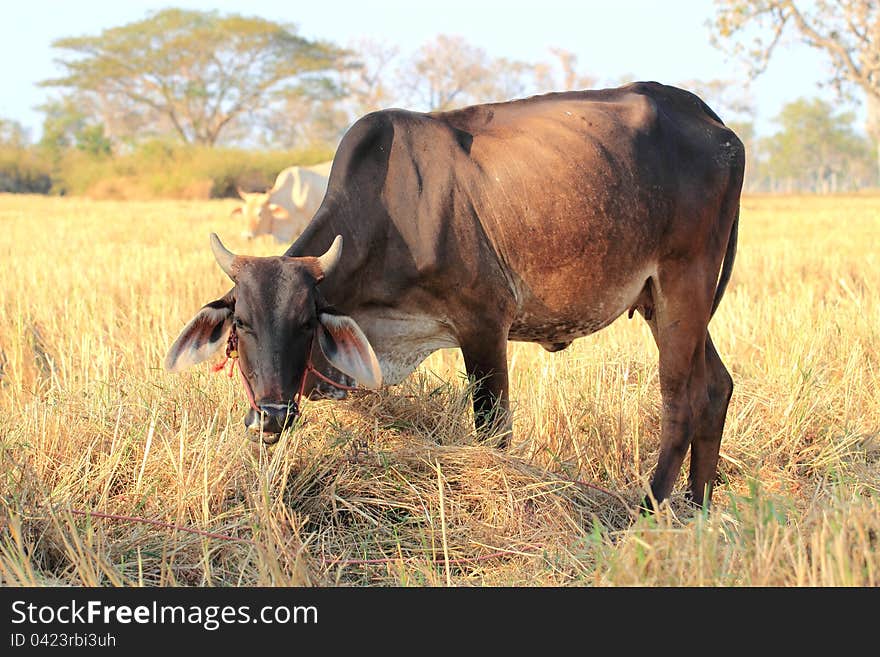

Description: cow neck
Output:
[284,213,363,304]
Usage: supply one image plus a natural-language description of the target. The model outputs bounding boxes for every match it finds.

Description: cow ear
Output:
[268,203,289,220]
[230,207,243,217]
[165,300,233,373]
[317,313,382,389]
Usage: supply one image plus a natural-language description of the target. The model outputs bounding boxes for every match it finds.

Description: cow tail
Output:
[710,206,739,318]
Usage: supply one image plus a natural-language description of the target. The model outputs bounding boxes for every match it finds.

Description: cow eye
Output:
[233,317,250,331]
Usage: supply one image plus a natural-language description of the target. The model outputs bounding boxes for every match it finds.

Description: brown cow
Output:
[166,82,744,509]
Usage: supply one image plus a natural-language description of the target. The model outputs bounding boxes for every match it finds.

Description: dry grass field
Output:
[0,192,877,586]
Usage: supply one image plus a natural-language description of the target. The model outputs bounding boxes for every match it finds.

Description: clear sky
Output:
[0,0,856,140]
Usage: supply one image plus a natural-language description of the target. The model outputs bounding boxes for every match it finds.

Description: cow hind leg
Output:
[640,268,715,511]
[686,333,733,507]
[460,330,512,448]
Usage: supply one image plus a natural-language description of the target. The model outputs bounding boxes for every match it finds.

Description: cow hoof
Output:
[638,495,659,515]
[683,489,710,510]
[245,430,281,445]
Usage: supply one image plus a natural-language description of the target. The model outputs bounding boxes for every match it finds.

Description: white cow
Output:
[232,161,332,242]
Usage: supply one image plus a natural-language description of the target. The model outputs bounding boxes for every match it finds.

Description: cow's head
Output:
[231,189,290,239]
[165,234,382,443]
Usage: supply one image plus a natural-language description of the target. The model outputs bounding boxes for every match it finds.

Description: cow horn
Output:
[317,235,343,277]
[236,186,247,200]
[210,233,236,280]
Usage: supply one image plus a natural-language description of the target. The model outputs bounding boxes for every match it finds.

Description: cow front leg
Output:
[460,331,512,448]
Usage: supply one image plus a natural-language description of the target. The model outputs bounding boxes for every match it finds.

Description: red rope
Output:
[215,328,359,418]
[66,471,624,568]
[236,363,260,413]
[323,544,545,567]
[67,509,255,545]
[558,474,621,501]
[65,509,546,567]
[210,330,625,510]
[200,328,628,568]
[306,365,360,391]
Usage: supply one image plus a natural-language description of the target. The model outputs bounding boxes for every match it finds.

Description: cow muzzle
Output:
[244,402,298,443]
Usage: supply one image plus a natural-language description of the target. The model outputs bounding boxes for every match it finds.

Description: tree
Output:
[42,9,347,147]
[711,0,880,175]
[0,118,51,194]
[477,57,535,103]
[261,83,350,149]
[0,119,29,147]
[401,35,492,110]
[338,38,401,118]
[38,98,112,157]
[400,35,534,111]
[761,97,873,192]
[534,48,596,92]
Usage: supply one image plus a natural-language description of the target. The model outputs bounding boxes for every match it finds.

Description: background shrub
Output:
[0,146,53,194]
[0,141,334,200]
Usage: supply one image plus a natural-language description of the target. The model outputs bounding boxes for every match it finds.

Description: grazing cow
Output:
[232,161,332,242]
[167,82,744,509]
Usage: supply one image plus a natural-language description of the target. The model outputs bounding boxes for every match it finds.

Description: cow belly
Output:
[509,314,617,343]
[357,312,459,385]
[508,265,656,344]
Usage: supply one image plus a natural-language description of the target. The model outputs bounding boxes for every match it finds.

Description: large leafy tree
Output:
[42,9,347,146]
[711,1,880,175]
[762,97,873,191]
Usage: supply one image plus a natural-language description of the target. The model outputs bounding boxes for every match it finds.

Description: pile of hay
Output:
[1,373,638,586]
[260,376,636,585]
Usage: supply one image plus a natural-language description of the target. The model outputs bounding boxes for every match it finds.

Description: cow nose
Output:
[244,403,297,442]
